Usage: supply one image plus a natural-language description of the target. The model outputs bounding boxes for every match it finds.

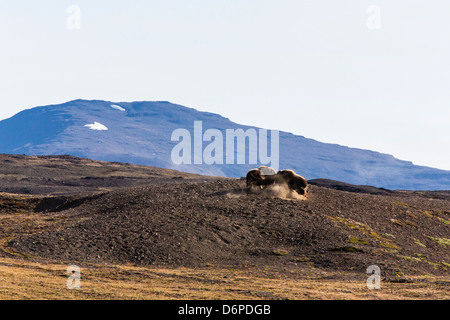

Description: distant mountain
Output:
[0,99,449,190]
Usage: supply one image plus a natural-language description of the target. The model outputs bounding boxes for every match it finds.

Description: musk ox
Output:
[246,168,264,188]
[246,166,277,188]
[276,169,309,195]
[246,167,308,196]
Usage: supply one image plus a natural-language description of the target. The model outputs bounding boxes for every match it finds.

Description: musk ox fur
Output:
[246,169,264,188]
[246,166,277,188]
[246,167,309,196]
[276,169,309,195]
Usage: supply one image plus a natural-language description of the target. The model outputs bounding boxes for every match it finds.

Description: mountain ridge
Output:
[0,99,449,190]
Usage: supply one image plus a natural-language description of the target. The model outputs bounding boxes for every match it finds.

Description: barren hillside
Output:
[1,155,448,279]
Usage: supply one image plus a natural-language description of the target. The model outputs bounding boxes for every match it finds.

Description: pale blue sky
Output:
[0,1,449,170]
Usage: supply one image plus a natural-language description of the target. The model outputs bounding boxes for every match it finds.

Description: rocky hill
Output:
[1,155,448,277]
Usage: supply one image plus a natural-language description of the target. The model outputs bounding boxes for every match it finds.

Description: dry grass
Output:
[0,257,448,300]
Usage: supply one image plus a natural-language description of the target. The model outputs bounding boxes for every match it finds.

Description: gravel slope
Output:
[11,179,450,276]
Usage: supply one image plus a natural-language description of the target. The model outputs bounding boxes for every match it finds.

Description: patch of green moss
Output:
[347,237,369,245]
[437,217,450,225]
[402,256,421,263]
[291,256,310,262]
[394,202,411,208]
[393,268,405,277]
[427,237,450,246]
[273,249,289,256]
[332,246,363,253]
[379,242,401,250]
[424,260,442,269]
[419,210,434,218]
[401,253,448,270]
[327,216,400,251]
[414,239,426,248]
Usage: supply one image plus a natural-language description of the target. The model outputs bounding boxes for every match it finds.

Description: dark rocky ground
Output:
[1,155,449,278]
[0,154,217,195]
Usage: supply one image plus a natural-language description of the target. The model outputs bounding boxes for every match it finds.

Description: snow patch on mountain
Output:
[110,105,126,112]
[84,122,108,131]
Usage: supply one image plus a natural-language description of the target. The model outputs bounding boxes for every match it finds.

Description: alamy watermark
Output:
[66,265,81,290]
[67,5,81,30]
[171,121,279,171]
[366,5,381,30]
[366,265,381,290]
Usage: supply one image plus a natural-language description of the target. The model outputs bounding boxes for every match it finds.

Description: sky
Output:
[0,0,449,170]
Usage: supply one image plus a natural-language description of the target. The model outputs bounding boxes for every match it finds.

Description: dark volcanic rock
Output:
[10,179,450,276]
